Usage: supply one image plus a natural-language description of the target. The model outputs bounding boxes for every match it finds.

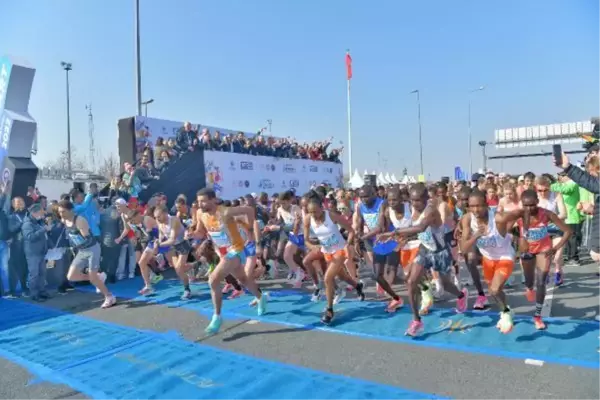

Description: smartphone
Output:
[552,144,562,166]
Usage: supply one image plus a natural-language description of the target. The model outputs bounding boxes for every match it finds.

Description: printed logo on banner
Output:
[309,165,318,173]
[240,161,253,170]
[283,164,295,173]
[289,179,299,188]
[229,161,236,171]
[262,163,275,172]
[245,180,250,188]
[2,168,10,184]
[258,179,274,189]
[281,180,287,189]
[1,114,12,150]
[302,165,307,173]
[325,167,333,174]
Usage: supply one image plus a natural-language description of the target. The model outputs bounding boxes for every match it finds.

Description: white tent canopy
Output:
[348,169,364,189]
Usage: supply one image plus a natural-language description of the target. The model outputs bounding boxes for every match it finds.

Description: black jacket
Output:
[565,164,599,251]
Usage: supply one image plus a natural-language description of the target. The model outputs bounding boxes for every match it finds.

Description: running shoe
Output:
[333,286,346,305]
[138,286,154,296]
[151,274,163,285]
[101,295,116,309]
[205,314,222,334]
[181,289,192,300]
[321,308,334,325]
[222,283,233,294]
[419,287,434,315]
[386,298,403,313]
[228,289,244,299]
[554,271,563,286]
[405,320,424,337]
[96,272,107,294]
[525,287,536,302]
[496,310,514,334]
[533,315,546,330]
[473,295,487,310]
[453,274,462,290]
[286,271,294,281]
[257,293,268,316]
[292,269,306,288]
[311,288,321,303]
[504,274,514,287]
[456,288,469,313]
[376,283,385,297]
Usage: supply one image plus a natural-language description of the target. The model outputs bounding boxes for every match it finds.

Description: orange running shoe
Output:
[533,315,546,330]
[525,288,536,302]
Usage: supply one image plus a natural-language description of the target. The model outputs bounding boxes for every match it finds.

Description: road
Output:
[0,261,598,399]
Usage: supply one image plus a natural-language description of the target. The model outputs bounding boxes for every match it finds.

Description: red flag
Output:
[345,51,352,80]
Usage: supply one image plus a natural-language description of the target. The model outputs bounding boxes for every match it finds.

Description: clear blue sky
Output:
[1,0,598,178]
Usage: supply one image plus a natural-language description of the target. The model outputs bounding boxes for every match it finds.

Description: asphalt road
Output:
[0,261,598,399]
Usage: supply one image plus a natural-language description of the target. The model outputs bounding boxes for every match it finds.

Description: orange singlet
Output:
[200,206,246,258]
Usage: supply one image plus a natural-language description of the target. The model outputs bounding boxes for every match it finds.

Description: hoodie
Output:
[74,193,101,237]
[21,214,48,257]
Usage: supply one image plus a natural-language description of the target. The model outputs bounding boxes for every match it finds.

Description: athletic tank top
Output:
[200,206,245,252]
[159,215,185,245]
[359,198,384,232]
[517,208,552,254]
[470,210,514,261]
[414,207,445,252]
[278,205,299,232]
[302,209,317,239]
[310,211,346,254]
[389,204,419,250]
[65,216,96,250]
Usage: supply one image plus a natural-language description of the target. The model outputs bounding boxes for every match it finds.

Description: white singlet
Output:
[470,210,514,261]
[389,204,419,250]
[278,205,300,232]
[310,211,346,254]
[414,207,445,252]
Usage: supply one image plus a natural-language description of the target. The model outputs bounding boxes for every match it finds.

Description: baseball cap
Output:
[518,175,525,182]
[115,198,127,206]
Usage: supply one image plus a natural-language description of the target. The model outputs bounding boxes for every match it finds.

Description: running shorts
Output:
[217,246,247,265]
[374,251,400,266]
[481,258,514,284]
[323,248,347,263]
[145,242,170,255]
[173,240,192,256]
[72,243,101,272]
[244,241,257,257]
[400,247,419,268]
[414,245,453,274]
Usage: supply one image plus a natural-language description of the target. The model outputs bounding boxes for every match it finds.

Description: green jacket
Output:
[579,186,594,220]
[550,181,581,224]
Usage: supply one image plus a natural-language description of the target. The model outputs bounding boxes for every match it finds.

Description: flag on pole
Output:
[345,50,352,80]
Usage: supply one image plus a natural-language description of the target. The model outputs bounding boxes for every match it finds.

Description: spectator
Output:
[25,186,38,208]
[551,172,582,265]
[155,150,171,173]
[122,163,142,199]
[21,203,49,302]
[8,197,28,297]
[176,122,198,153]
[46,202,72,293]
[153,137,166,163]
[71,187,101,241]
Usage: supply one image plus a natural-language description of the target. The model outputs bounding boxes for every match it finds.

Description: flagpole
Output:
[346,77,352,177]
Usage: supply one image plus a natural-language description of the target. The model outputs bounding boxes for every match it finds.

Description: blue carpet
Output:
[91,278,600,369]
[0,299,441,399]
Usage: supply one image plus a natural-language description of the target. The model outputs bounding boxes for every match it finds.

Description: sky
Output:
[1,0,598,179]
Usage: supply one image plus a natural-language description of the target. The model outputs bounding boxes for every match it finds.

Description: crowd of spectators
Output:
[142,122,343,166]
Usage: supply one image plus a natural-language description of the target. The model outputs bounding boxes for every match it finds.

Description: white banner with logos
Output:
[204,151,343,199]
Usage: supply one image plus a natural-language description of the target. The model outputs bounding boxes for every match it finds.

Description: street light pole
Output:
[61,61,73,176]
[267,119,272,133]
[134,0,142,116]
[468,86,485,177]
[410,90,424,176]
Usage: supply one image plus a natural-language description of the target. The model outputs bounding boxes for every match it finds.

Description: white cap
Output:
[115,198,127,206]
[518,175,525,182]
[251,192,257,198]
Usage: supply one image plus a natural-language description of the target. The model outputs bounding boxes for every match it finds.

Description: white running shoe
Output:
[333,286,346,305]
[96,272,107,294]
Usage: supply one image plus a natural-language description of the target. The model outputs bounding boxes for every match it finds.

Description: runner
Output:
[460,190,514,333]
[58,199,116,309]
[195,188,267,334]
[435,182,461,293]
[390,183,468,337]
[353,185,384,290]
[510,189,572,330]
[154,205,193,300]
[300,194,327,302]
[278,191,306,286]
[304,192,365,324]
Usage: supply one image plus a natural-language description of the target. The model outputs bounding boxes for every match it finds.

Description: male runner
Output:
[196,188,267,334]
[460,190,515,333]
[388,183,468,337]
[58,200,116,309]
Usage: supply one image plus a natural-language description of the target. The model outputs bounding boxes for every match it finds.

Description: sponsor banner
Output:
[204,151,343,199]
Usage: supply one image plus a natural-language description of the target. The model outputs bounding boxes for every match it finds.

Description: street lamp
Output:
[468,86,485,177]
[141,98,154,117]
[409,89,424,176]
[60,61,73,176]
[266,119,272,133]
[478,140,488,172]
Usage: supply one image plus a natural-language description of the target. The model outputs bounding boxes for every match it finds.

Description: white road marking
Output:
[246,320,259,325]
[525,359,545,367]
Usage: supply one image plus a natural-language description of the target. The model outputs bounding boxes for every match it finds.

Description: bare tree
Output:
[39,147,87,177]
[97,153,120,179]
